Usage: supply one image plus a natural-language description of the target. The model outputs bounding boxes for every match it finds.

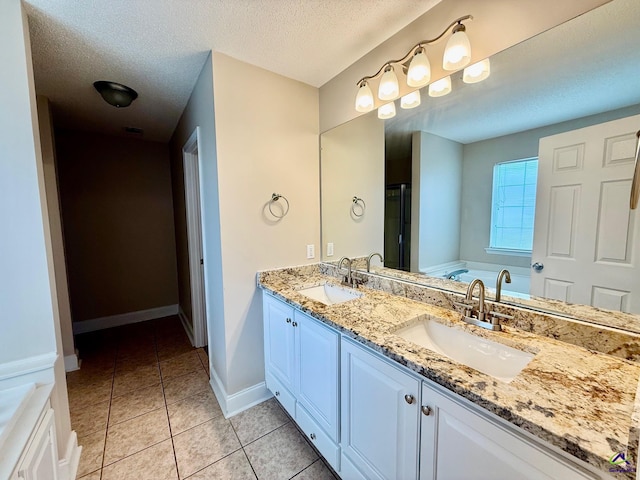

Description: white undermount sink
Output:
[394,319,534,382]
[297,283,362,306]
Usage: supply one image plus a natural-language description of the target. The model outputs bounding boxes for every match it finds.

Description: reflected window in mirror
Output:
[489,158,538,255]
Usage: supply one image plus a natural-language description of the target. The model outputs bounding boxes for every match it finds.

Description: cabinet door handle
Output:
[286,318,292,323]
[404,394,415,404]
[421,405,432,416]
[275,391,280,397]
[292,321,298,327]
[310,433,316,440]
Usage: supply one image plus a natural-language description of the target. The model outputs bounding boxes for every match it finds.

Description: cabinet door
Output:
[295,310,339,441]
[18,409,58,480]
[341,339,420,480]
[420,382,597,480]
[263,293,296,392]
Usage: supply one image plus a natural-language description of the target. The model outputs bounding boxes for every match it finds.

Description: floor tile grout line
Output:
[227,420,260,480]
[156,327,182,480]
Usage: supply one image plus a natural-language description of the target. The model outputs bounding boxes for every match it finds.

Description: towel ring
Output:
[269,193,290,218]
[352,196,366,217]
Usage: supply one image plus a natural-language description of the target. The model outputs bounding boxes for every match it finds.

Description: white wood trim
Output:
[0,353,58,382]
[63,352,79,372]
[178,305,195,347]
[209,366,271,418]
[183,127,208,349]
[57,431,81,480]
[72,305,179,334]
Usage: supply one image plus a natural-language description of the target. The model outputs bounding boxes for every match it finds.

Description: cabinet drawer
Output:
[265,372,295,419]
[295,403,340,473]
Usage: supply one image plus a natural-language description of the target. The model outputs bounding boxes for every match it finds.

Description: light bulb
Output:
[428,76,452,97]
[407,49,431,88]
[354,81,374,112]
[400,91,421,109]
[463,58,491,83]
[378,102,396,119]
[378,67,399,101]
[443,26,471,70]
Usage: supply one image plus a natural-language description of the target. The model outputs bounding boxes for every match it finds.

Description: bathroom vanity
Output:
[259,265,640,480]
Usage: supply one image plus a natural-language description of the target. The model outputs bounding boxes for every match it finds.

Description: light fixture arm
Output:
[356,15,473,86]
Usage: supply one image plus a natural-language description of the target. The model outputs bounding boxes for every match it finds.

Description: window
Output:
[489,158,538,253]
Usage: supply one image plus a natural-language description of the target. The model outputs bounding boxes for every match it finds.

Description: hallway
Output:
[68,316,336,479]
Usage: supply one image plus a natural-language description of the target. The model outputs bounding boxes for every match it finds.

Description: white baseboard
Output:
[58,431,81,480]
[63,351,79,372]
[209,367,271,418]
[178,305,195,347]
[73,304,179,334]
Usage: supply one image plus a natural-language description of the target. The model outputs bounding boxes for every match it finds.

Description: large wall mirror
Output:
[320,0,640,319]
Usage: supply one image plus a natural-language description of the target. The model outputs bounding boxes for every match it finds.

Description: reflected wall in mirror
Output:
[320,0,640,315]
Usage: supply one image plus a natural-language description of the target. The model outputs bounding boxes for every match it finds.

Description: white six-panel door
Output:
[531,114,640,313]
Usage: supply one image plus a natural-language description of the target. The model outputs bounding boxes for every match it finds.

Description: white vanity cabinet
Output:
[14,409,59,480]
[420,382,598,480]
[340,338,420,480]
[262,292,340,470]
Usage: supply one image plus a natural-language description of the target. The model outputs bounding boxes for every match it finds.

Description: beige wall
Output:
[411,131,463,272]
[169,131,192,325]
[212,52,320,395]
[319,0,610,133]
[37,96,75,360]
[320,111,384,261]
[170,53,227,385]
[55,130,179,322]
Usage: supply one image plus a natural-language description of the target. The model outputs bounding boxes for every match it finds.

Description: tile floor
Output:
[68,316,337,479]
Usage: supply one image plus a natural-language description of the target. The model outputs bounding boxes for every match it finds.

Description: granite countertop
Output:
[258,266,640,478]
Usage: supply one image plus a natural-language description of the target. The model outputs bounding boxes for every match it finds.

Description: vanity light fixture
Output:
[354,15,473,115]
[378,66,400,101]
[463,58,491,84]
[400,91,421,109]
[378,102,396,119]
[443,23,472,70]
[355,80,374,112]
[428,76,452,97]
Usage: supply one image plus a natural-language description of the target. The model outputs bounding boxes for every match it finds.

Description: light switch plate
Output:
[306,244,315,259]
[327,243,334,256]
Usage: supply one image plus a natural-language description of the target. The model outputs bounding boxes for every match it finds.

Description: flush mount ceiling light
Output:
[93,81,138,108]
[354,15,484,118]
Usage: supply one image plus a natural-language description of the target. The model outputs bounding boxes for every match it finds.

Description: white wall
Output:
[170,54,228,388]
[459,103,640,268]
[0,0,75,464]
[318,0,609,133]
[411,132,462,272]
[320,111,384,260]
[0,0,56,363]
[212,52,320,396]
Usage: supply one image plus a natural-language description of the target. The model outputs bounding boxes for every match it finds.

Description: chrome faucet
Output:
[338,257,353,286]
[366,252,383,272]
[495,269,511,302]
[446,268,469,280]
[465,279,487,321]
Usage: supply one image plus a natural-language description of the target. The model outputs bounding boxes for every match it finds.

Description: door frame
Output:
[182,127,207,348]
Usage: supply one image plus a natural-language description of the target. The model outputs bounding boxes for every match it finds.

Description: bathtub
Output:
[425,263,531,296]
[457,270,530,296]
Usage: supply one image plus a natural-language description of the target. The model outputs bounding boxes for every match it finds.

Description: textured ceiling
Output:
[25,0,441,142]
[385,0,640,156]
